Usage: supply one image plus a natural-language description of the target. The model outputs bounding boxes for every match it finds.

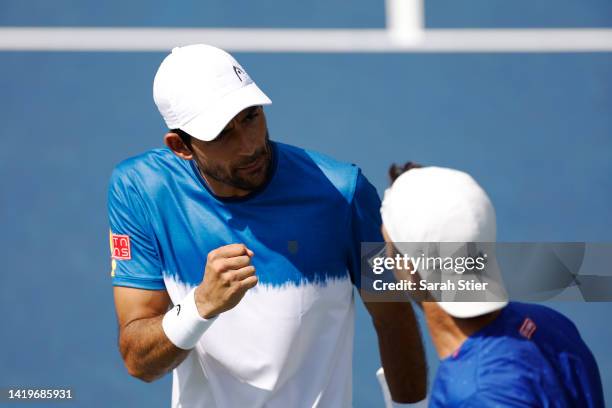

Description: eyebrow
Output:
[217,106,260,137]
[243,106,259,117]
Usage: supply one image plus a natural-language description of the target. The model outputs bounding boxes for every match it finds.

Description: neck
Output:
[421,302,501,359]
[200,173,251,198]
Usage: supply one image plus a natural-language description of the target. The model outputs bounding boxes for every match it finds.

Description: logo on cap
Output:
[233,66,245,82]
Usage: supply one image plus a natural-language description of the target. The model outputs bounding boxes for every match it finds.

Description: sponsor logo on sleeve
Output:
[519,317,537,339]
[110,232,132,260]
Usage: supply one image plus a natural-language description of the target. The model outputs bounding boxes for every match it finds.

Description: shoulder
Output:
[507,302,581,342]
[475,305,553,367]
[511,302,576,326]
[275,142,361,202]
[109,148,183,195]
[433,349,536,408]
[476,334,545,376]
[447,338,543,406]
[465,312,556,398]
[110,148,178,184]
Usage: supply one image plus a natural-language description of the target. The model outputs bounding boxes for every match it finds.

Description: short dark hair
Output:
[388,161,423,184]
[171,128,193,150]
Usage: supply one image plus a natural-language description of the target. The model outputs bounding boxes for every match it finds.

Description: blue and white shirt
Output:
[108,141,382,408]
[430,302,605,408]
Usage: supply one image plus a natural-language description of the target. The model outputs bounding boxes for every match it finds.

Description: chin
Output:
[247,171,268,189]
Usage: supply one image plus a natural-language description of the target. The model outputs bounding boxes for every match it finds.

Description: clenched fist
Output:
[194,244,258,319]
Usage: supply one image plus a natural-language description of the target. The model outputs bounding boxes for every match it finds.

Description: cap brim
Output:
[437,301,508,319]
[181,83,272,142]
[391,241,509,319]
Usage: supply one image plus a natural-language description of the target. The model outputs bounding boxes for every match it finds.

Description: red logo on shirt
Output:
[111,233,132,260]
[519,317,537,339]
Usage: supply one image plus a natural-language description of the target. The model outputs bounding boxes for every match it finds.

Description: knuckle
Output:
[246,276,258,287]
[233,244,247,255]
[211,259,225,272]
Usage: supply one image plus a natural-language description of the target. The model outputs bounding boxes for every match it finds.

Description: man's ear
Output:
[164,132,193,160]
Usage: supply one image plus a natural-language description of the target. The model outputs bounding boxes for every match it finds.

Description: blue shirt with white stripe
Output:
[107,141,383,407]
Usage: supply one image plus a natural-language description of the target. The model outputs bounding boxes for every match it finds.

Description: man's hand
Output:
[195,244,258,319]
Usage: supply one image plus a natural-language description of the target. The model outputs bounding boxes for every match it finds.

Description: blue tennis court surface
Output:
[1,1,611,407]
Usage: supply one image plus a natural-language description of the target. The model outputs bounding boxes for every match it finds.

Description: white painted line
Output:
[424,29,612,52]
[0,27,611,52]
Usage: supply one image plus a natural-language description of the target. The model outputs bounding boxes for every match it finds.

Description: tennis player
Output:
[108,44,426,407]
[380,164,605,407]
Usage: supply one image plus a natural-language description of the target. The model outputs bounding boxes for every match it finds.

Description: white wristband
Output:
[376,367,428,408]
[162,287,216,350]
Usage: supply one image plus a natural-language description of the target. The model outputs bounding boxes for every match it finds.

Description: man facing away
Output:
[108,44,426,407]
[379,165,604,407]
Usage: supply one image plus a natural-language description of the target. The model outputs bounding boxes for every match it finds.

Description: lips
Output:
[238,155,264,172]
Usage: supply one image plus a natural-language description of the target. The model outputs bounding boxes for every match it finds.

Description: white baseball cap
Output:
[153,44,272,142]
[380,166,508,318]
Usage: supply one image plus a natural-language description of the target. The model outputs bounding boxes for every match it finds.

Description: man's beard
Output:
[197,132,272,192]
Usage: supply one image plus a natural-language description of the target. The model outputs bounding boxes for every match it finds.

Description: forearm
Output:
[119,315,189,382]
[372,303,427,403]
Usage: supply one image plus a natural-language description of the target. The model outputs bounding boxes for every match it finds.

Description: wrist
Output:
[162,287,217,350]
[376,367,428,408]
[194,286,218,319]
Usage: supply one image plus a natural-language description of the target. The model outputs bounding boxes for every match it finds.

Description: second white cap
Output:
[381,166,508,318]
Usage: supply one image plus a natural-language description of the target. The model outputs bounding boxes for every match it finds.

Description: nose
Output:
[232,125,260,158]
